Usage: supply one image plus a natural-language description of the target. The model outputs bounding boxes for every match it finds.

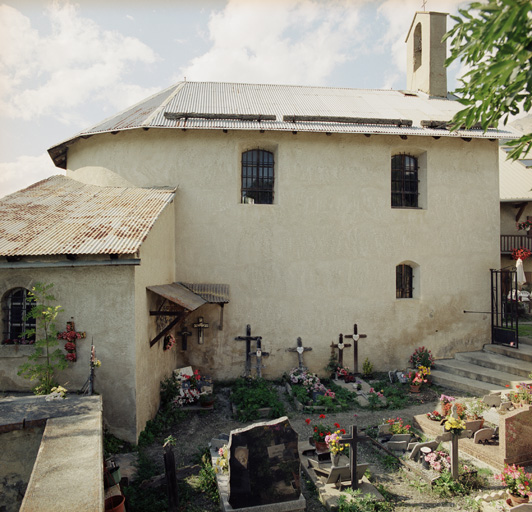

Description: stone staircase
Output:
[430,336,532,396]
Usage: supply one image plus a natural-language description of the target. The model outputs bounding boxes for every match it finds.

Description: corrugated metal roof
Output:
[500,148,532,202]
[0,175,175,257]
[147,283,206,311]
[180,283,230,303]
[49,82,514,167]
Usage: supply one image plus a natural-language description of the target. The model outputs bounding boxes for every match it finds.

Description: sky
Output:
[0,0,470,198]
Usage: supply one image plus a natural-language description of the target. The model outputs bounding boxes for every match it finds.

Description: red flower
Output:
[65,353,77,362]
[341,429,346,434]
[305,418,311,425]
[334,423,340,428]
[506,384,510,388]
[319,414,326,419]
[314,427,317,432]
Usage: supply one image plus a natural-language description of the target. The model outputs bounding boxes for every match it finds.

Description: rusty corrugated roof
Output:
[0,175,175,257]
[48,82,514,168]
[147,283,206,311]
[180,283,230,303]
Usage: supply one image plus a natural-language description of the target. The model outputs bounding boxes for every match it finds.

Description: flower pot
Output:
[331,453,341,467]
[200,400,214,408]
[410,385,421,393]
[507,492,530,507]
[315,441,328,453]
[105,495,125,512]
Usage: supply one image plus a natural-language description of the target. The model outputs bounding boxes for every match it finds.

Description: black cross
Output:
[330,334,352,368]
[178,328,192,351]
[249,337,269,378]
[193,317,209,344]
[286,337,312,370]
[343,324,368,374]
[235,324,262,377]
[337,425,370,490]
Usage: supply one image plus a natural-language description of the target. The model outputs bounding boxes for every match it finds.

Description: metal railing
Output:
[500,234,532,253]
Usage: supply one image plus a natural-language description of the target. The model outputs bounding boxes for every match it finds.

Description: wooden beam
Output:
[150,317,182,347]
[150,311,183,316]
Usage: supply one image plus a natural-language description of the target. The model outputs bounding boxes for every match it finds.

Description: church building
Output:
[0,11,510,442]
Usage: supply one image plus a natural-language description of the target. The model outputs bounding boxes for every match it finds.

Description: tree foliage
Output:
[17,283,67,394]
[444,0,532,159]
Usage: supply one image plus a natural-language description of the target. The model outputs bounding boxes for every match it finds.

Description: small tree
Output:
[17,283,67,394]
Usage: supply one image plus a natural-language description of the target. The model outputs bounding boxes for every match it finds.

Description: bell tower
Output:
[405,11,448,97]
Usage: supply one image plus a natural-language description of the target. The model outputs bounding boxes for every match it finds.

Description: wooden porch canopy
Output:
[147,282,229,347]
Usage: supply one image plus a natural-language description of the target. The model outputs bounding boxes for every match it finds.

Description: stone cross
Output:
[249,337,269,378]
[235,325,262,377]
[330,334,352,368]
[178,327,192,351]
[343,324,368,374]
[286,337,312,370]
[193,317,209,345]
[337,425,370,490]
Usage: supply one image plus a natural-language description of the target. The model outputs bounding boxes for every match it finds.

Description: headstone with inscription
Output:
[228,417,301,509]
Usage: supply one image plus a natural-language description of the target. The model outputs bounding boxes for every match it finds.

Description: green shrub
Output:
[338,488,395,511]
[231,377,285,421]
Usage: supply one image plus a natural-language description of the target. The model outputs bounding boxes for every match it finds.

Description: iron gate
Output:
[491,268,519,347]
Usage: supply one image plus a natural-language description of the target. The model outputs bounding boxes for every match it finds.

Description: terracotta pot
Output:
[507,492,530,507]
[314,441,328,453]
[410,385,421,393]
[105,495,125,512]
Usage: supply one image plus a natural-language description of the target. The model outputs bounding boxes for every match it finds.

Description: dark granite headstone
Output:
[228,416,301,509]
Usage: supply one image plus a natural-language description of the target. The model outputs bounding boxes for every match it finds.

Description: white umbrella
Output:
[516,257,526,286]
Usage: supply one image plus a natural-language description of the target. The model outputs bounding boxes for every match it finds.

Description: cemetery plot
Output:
[230,377,286,421]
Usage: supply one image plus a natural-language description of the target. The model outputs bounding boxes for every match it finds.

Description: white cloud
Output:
[177,0,368,86]
[0,153,61,199]
[0,2,159,123]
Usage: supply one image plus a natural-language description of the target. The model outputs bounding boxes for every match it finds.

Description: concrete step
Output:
[455,350,532,379]
[518,335,532,346]
[430,369,506,396]
[484,342,532,363]
[433,358,526,388]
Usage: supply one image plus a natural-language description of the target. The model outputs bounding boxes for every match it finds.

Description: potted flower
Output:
[517,220,532,232]
[495,464,532,506]
[426,410,443,422]
[517,382,532,406]
[336,366,350,380]
[305,414,333,453]
[408,366,430,392]
[325,425,348,466]
[409,346,435,369]
[464,398,488,432]
[385,417,411,436]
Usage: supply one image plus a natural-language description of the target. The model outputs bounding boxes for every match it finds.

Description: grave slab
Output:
[227,417,303,510]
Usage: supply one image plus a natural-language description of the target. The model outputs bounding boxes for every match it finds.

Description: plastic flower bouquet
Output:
[495,464,532,498]
[214,445,228,474]
[408,366,430,387]
[444,417,466,435]
[325,425,348,455]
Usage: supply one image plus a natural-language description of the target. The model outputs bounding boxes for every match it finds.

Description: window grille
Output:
[391,154,419,208]
[396,265,413,298]
[2,288,36,343]
[241,149,274,204]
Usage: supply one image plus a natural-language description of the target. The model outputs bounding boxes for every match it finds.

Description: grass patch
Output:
[231,377,285,421]
[519,323,532,337]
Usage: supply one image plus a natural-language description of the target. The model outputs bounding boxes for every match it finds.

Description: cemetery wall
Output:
[66,128,499,379]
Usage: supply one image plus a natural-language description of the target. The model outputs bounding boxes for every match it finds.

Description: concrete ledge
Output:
[20,411,104,512]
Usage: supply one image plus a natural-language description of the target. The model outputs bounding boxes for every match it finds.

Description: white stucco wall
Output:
[66,128,500,380]
[0,263,137,441]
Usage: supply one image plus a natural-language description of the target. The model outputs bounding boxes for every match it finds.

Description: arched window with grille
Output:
[396,264,413,299]
[2,288,36,344]
[241,149,274,204]
[391,154,419,208]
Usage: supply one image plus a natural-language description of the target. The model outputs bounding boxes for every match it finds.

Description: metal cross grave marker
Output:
[193,317,209,345]
[337,425,370,490]
[178,328,192,351]
[343,323,368,374]
[286,337,312,370]
[249,337,269,378]
[330,334,352,368]
[235,324,262,377]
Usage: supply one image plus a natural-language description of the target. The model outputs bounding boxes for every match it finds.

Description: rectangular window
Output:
[241,149,274,204]
[396,264,413,298]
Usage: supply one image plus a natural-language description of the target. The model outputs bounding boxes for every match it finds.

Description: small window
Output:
[2,288,36,344]
[413,23,422,72]
[241,149,274,204]
[396,265,413,298]
[392,154,419,208]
